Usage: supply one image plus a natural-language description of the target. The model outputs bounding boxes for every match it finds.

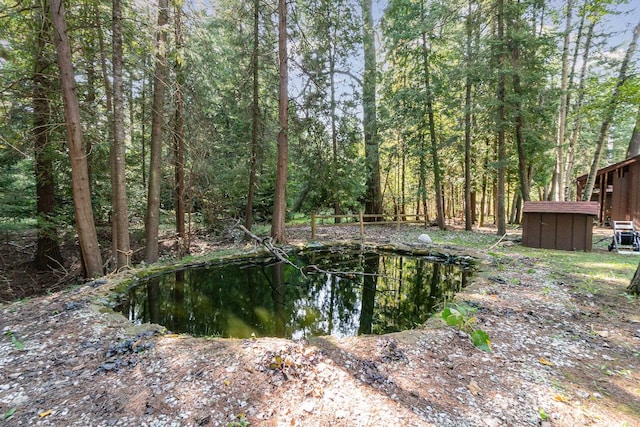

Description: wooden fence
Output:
[310,210,428,239]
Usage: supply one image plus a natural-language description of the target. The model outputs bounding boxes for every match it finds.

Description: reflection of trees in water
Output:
[358,253,379,335]
[328,275,336,335]
[171,270,186,331]
[271,263,286,337]
[367,257,466,334]
[147,276,160,325]
[119,252,470,339]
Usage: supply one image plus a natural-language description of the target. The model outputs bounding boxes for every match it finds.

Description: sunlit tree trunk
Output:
[145,0,169,263]
[33,2,63,271]
[141,56,148,188]
[174,3,186,255]
[421,30,445,230]
[93,1,119,267]
[495,0,507,235]
[49,0,103,277]
[362,0,382,221]
[626,107,640,158]
[245,0,260,232]
[628,260,640,295]
[582,19,640,201]
[418,134,428,224]
[552,0,573,201]
[330,38,341,223]
[511,14,530,202]
[464,0,474,231]
[112,0,131,269]
[565,11,595,199]
[271,0,288,243]
[400,135,406,221]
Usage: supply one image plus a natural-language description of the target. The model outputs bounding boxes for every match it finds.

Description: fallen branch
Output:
[237,224,305,276]
[237,224,396,283]
[489,233,508,250]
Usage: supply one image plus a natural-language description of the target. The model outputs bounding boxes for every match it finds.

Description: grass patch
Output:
[500,245,637,289]
[413,227,637,295]
[428,229,501,248]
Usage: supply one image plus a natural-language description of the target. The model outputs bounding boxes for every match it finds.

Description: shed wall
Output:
[631,164,640,227]
[522,212,594,251]
[576,156,640,228]
[611,167,629,222]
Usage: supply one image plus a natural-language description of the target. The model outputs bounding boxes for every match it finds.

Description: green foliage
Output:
[471,329,491,353]
[183,4,280,227]
[5,331,24,350]
[227,414,250,427]
[441,302,491,352]
[0,0,637,250]
[3,407,16,420]
[441,303,474,329]
[538,407,548,421]
[0,159,35,223]
[288,0,366,214]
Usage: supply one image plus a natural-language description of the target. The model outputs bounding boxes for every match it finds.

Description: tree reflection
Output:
[271,262,286,337]
[117,252,471,339]
[358,253,379,335]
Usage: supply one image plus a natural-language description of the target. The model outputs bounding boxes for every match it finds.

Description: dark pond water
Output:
[116,250,472,339]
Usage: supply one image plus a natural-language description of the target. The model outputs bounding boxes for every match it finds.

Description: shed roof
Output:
[523,201,599,216]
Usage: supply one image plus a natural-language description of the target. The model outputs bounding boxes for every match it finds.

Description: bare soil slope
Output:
[1,225,639,426]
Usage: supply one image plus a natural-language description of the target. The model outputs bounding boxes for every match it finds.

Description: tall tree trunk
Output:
[421,31,445,230]
[144,0,169,263]
[582,18,640,201]
[362,0,382,221]
[495,0,507,235]
[33,2,63,271]
[271,0,289,243]
[464,0,474,231]
[173,3,186,255]
[509,192,522,224]
[629,260,640,295]
[400,135,406,220]
[330,39,341,223]
[141,57,148,188]
[552,0,573,201]
[96,2,118,267]
[479,140,489,227]
[49,0,103,277]
[112,0,131,269]
[245,0,260,232]
[418,134,428,224]
[625,106,640,158]
[84,55,95,198]
[560,0,585,200]
[565,14,594,198]
[511,18,530,202]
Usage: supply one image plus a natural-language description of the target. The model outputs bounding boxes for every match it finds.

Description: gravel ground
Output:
[1,224,639,426]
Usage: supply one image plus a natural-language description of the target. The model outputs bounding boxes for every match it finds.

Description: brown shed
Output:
[522,201,599,251]
[576,154,640,228]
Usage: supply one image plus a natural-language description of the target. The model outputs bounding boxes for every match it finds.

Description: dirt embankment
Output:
[1,225,639,426]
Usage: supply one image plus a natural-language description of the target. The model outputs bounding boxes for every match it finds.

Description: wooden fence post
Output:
[359,210,364,240]
[311,210,316,240]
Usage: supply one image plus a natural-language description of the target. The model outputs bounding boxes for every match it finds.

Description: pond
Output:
[115,249,473,339]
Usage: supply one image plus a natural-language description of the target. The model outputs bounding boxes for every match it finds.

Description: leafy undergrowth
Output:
[441,302,492,352]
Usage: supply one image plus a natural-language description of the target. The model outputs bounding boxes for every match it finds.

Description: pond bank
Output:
[1,224,639,426]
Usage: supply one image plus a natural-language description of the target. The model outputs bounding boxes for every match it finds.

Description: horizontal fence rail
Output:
[310,210,428,239]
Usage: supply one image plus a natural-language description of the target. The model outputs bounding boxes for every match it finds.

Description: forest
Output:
[0,0,639,279]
